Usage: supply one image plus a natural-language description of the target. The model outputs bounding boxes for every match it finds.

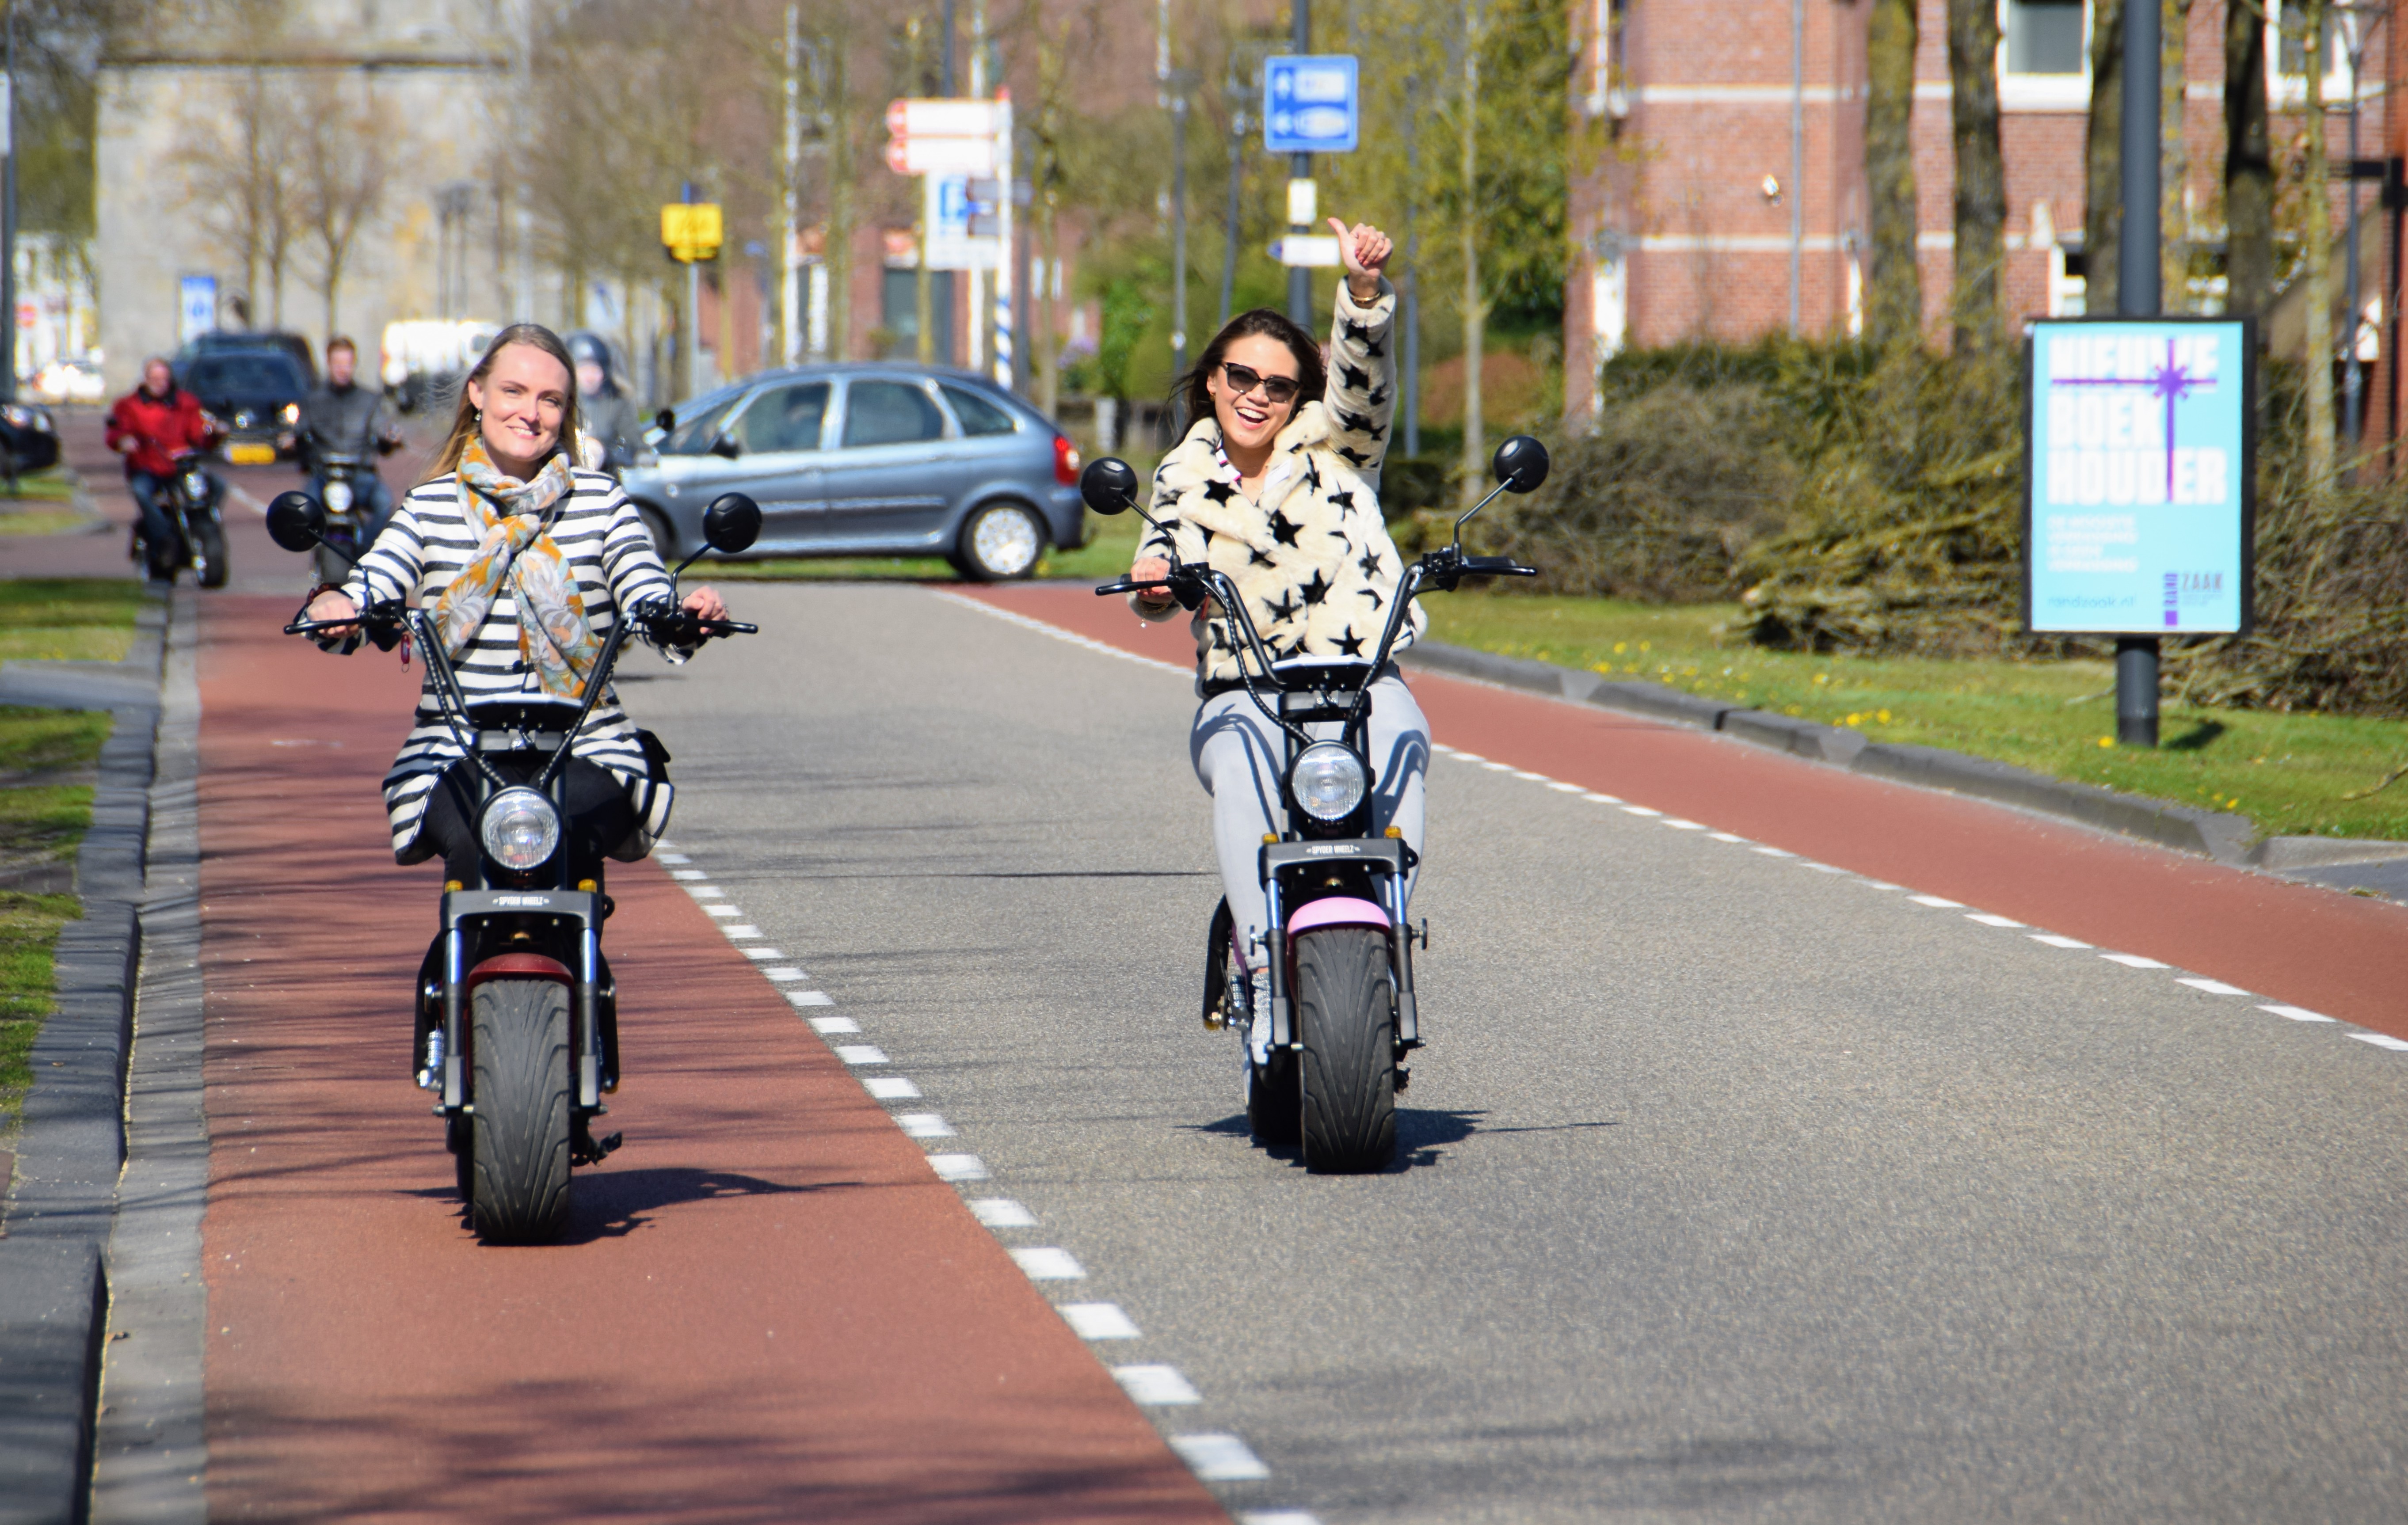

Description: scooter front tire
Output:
[468,977,572,1243]
[1295,926,1397,1174]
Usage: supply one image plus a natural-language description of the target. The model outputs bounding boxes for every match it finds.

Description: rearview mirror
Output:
[709,435,740,460]
[654,407,676,434]
[701,493,762,555]
[266,490,326,552]
[1080,457,1139,515]
[1491,435,1550,494]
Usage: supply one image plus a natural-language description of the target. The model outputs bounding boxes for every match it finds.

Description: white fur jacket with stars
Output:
[1132,279,1422,688]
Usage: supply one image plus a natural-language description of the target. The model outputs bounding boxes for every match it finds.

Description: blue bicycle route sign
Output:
[2023,318,2256,636]
[1264,55,1358,154]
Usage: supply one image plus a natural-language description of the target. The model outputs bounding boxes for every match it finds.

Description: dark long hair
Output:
[421,322,584,483]
[1173,307,1326,437]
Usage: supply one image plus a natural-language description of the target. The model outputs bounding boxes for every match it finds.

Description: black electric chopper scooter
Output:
[1086,435,1547,1172]
[268,488,761,1242]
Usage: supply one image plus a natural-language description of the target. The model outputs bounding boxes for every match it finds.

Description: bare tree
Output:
[169,65,300,329]
[1864,0,1920,347]
[2223,0,2274,316]
[1947,0,2005,353]
[293,72,397,338]
[2085,0,2123,316]
[2299,0,2336,476]
[2161,0,2195,310]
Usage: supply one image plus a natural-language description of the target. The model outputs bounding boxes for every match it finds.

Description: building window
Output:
[2267,0,2356,105]
[1999,0,2089,112]
[2006,0,2085,77]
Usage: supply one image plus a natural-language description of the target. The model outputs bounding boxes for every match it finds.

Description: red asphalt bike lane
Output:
[193,594,1227,1523]
[959,583,2408,1042]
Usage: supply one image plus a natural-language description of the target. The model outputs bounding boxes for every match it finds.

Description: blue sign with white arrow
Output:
[1264,55,1358,154]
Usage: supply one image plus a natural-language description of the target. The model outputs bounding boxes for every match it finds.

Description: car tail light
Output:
[1053,434,1080,486]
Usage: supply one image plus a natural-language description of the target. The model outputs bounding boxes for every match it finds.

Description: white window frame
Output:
[2265,0,2362,109]
[1997,0,2092,114]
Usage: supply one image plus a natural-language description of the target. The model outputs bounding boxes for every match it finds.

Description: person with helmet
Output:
[568,332,641,474]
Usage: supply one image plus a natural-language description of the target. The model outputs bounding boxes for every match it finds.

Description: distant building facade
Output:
[1564,0,2399,419]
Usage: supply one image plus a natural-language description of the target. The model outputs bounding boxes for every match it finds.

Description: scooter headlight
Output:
[182,470,210,501]
[1290,742,1368,822]
[323,478,354,513]
[479,787,561,871]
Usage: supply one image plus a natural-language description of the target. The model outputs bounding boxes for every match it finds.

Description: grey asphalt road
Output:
[625,581,2408,1523]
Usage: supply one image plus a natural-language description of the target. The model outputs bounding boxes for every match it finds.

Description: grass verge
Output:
[1425,593,2408,843]
[0,579,137,1142]
[0,578,151,664]
[0,891,81,1138]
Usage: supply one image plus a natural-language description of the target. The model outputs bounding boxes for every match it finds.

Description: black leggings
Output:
[415,757,641,888]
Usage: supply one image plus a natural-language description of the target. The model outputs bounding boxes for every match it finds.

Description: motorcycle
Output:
[1085,436,1547,1173]
[305,446,387,586]
[266,488,762,1243]
[136,448,229,588]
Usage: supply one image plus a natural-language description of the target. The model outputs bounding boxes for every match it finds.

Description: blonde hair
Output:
[421,322,584,483]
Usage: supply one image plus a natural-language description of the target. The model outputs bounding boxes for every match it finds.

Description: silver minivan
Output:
[620,363,1087,580]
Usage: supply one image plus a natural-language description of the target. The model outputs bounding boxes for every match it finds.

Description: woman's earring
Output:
[472,407,482,423]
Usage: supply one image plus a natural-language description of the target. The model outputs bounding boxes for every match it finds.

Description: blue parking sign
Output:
[1264,55,1358,154]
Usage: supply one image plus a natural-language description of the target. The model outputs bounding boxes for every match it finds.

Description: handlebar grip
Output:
[697,619,758,635]
[1094,578,1142,597]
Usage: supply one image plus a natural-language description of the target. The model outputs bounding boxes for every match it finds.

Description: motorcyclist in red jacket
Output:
[106,357,221,574]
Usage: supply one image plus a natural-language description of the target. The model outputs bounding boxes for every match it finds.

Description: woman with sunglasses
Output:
[1127,217,1427,1030]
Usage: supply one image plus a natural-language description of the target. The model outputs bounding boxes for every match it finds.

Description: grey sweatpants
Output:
[1189,671,1429,962]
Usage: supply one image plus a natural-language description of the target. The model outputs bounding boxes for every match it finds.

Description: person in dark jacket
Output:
[568,331,641,472]
[105,357,221,578]
[298,335,403,543]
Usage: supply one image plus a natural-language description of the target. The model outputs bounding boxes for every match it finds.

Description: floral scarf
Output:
[433,437,601,699]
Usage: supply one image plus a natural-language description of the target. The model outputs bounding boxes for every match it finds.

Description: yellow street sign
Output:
[661,202,723,263]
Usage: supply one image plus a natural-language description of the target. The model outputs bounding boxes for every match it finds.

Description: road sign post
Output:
[1264,52,1356,325]
[662,199,723,401]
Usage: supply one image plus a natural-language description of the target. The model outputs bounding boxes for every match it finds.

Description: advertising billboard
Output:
[2023,318,2255,635]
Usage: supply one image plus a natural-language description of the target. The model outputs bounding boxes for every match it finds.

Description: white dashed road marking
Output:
[2177,978,2251,996]
[1966,913,2025,928]
[972,1198,1036,1228]
[834,1044,888,1066]
[1113,1365,1202,1404]
[2262,1005,2336,1023]
[927,1153,988,1183]
[1173,1434,1273,1482]
[897,1113,956,1139]
[1909,895,1963,909]
[2030,934,2092,949]
[2352,1033,2408,1052]
[807,1015,859,1034]
[1010,1247,1086,1280]
[2099,953,2172,970]
[862,1076,922,1099]
[1060,1303,1142,1339]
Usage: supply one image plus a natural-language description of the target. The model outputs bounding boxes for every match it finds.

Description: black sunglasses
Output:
[1220,361,1301,406]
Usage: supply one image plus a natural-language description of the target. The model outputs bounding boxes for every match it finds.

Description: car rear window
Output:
[841,380,945,448]
[734,381,830,453]
[182,356,305,397]
[940,384,1018,437]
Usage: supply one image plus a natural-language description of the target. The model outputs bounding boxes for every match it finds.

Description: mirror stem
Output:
[1451,480,1513,551]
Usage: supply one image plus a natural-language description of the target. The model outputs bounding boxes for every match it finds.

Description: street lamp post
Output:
[1286,0,1310,327]
[2115,0,2161,747]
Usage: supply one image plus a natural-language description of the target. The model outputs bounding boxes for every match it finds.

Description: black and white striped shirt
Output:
[340,467,680,860]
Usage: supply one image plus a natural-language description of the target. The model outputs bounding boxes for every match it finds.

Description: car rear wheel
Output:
[952,500,1046,582]
[636,504,677,562]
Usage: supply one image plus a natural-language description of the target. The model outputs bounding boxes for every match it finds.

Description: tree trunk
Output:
[1947,0,2005,353]
[2161,0,2194,310]
[827,42,853,361]
[2303,0,2336,478]
[2222,0,2273,316]
[1864,0,1920,348]
[2086,0,2123,317]
[1460,4,1485,504]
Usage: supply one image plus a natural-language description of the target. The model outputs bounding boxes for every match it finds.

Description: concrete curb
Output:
[1,596,166,1525]
[1396,639,2391,872]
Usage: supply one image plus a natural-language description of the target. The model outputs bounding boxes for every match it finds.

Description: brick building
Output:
[1563,0,2400,419]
